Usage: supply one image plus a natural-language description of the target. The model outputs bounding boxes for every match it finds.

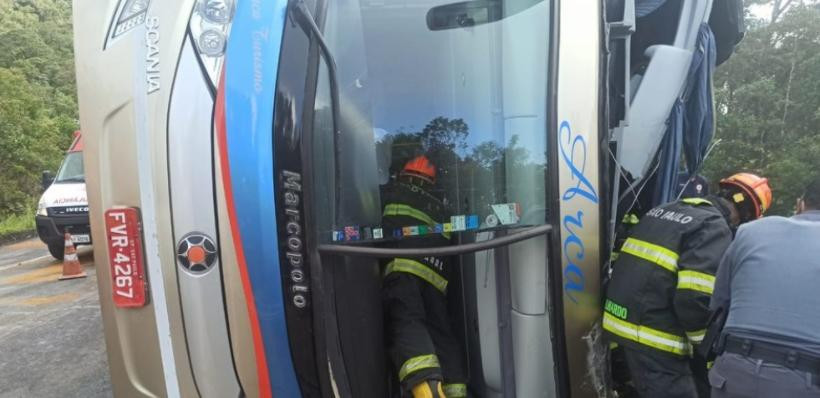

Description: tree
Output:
[0,0,76,216]
[704,3,820,215]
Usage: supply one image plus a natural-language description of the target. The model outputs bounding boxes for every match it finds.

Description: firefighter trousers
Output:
[624,346,698,398]
[383,270,467,396]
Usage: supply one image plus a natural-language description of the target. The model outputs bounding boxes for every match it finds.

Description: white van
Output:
[36,131,91,259]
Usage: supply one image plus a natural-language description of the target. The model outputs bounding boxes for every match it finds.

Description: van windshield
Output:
[54,152,85,183]
[309,0,552,243]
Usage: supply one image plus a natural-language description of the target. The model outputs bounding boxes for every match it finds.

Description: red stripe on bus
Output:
[215,68,273,398]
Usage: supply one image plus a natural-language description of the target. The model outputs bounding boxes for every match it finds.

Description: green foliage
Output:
[375,116,546,214]
[0,0,76,217]
[0,205,35,239]
[703,3,820,215]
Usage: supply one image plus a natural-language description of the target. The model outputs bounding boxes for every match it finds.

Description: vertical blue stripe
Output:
[224,1,300,396]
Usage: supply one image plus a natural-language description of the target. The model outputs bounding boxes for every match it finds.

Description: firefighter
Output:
[603,173,772,398]
[382,155,468,398]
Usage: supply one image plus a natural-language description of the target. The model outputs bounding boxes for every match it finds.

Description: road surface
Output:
[0,238,49,272]
[0,239,112,398]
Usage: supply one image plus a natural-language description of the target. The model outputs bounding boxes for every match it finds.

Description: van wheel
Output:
[48,243,64,260]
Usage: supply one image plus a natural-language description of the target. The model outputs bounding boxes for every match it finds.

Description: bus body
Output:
[74,0,737,396]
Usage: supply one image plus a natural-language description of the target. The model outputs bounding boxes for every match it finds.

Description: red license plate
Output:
[104,207,148,307]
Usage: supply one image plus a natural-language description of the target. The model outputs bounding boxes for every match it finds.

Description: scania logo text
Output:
[146,16,160,93]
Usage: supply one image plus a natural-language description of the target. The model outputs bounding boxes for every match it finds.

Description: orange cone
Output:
[59,232,87,280]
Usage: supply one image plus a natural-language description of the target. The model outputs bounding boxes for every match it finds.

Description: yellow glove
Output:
[411,379,446,398]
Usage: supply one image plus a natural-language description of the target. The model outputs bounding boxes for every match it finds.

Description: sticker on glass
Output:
[344,226,360,241]
[491,203,521,225]
[466,215,479,230]
[451,216,467,231]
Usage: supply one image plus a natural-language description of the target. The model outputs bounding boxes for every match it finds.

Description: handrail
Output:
[317,224,552,258]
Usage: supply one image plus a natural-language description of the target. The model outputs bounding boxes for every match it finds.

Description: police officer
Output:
[382,155,467,398]
[707,177,820,398]
[603,173,772,398]
[679,174,711,199]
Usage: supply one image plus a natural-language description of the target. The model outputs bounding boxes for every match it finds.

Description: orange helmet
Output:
[719,173,772,219]
[401,155,436,184]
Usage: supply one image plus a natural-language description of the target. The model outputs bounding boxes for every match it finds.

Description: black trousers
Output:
[709,352,820,398]
[624,346,698,398]
[691,354,711,398]
[383,271,467,393]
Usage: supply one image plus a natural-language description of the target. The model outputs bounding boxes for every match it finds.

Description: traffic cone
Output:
[59,232,87,280]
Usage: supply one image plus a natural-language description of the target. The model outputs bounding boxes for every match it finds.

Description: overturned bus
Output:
[73,0,744,396]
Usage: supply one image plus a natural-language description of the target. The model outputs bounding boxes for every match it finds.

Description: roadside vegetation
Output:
[0,0,76,239]
[704,2,820,215]
[0,207,35,241]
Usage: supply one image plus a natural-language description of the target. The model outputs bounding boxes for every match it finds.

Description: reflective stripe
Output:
[622,213,640,225]
[385,259,448,293]
[398,354,440,382]
[443,383,467,397]
[602,312,691,356]
[621,238,679,272]
[682,198,713,206]
[686,329,706,344]
[383,203,450,239]
[677,270,715,294]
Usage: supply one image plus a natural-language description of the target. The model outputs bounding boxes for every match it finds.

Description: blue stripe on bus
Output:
[224,1,300,396]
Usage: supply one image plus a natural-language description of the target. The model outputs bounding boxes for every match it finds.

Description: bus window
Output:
[310,0,551,242]
[298,0,554,395]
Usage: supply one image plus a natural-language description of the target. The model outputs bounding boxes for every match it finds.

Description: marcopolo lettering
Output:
[282,170,309,309]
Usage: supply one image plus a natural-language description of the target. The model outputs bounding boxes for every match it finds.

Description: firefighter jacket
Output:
[603,197,733,357]
[380,180,468,396]
[381,180,452,283]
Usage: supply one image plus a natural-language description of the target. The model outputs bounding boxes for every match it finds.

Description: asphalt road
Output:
[0,239,49,272]
[0,239,112,398]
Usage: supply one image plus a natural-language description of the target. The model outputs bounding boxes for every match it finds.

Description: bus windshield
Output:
[310,0,551,243]
[54,152,85,183]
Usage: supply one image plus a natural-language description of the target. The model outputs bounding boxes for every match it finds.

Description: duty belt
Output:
[723,335,820,374]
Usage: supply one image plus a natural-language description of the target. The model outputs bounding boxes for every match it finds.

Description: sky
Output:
[749,3,773,21]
